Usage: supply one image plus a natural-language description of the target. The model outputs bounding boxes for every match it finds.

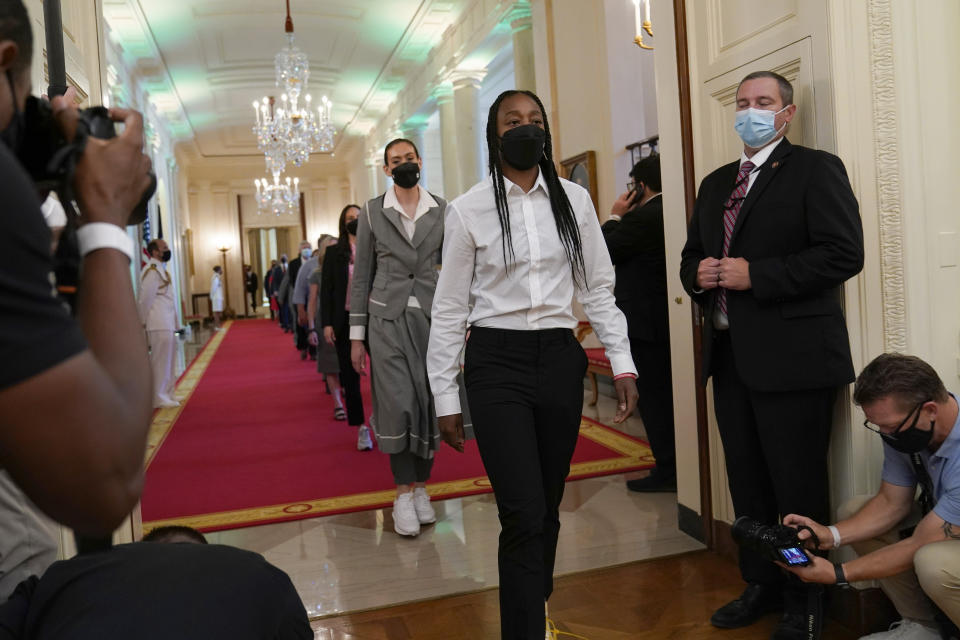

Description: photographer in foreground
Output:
[781,354,960,640]
[0,0,153,538]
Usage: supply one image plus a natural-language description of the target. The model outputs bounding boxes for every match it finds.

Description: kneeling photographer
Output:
[0,0,153,548]
[780,354,960,640]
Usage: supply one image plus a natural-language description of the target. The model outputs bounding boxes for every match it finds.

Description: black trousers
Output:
[631,337,675,474]
[712,330,835,589]
[465,327,587,640]
[333,320,365,427]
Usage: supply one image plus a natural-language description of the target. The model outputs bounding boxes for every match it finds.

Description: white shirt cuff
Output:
[608,353,638,378]
[434,392,462,417]
[608,214,622,222]
[349,325,366,341]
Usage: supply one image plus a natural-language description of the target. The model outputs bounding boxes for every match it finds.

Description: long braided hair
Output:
[486,90,586,287]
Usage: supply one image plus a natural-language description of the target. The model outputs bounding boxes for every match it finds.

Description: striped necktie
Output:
[717,160,755,317]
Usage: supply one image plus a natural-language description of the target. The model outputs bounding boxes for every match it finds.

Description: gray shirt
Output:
[292,256,319,306]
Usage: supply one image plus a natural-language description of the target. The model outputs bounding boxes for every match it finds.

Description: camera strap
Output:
[909,453,935,516]
[805,584,824,640]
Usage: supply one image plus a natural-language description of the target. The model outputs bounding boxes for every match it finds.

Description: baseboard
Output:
[677,502,705,543]
[708,517,898,636]
[826,582,898,636]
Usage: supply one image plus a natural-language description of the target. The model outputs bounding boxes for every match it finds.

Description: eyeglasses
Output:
[626,180,636,193]
[862,401,928,439]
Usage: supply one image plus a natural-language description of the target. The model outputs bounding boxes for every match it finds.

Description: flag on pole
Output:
[140,216,152,269]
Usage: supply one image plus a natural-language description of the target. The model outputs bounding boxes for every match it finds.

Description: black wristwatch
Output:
[834,563,850,588]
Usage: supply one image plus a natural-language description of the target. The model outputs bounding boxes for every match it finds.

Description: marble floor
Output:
[169,319,704,619]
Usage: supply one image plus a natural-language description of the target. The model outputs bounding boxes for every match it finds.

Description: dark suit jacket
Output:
[679,139,863,392]
[602,194,669,343]
[245,271,258,294]
[287,258,303,295]
[267,265,283,295]
[320,243,350,331]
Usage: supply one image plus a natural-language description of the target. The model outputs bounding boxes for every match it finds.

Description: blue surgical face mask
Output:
[734,106,789,149]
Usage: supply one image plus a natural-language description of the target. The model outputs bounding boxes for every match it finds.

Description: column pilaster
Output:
[435,83,460,198]
[508,2,537,92]
[450,70,487,193]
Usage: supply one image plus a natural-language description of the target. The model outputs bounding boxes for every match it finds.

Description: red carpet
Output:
[142,319,654,532]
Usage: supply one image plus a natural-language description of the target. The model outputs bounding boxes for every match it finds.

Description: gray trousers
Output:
[0,471,58,602]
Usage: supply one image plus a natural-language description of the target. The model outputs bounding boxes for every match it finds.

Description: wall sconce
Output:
[632,0,653,50]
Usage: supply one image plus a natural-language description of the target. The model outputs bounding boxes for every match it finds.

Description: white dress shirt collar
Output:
[740,135,784,170]
[383,184,438,221]
[498,168,549,197]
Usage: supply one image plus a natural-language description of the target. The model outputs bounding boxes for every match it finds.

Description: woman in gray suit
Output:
[348,138,445,537]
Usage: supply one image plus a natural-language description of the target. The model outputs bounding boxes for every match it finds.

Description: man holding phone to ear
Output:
[602,154,675,492]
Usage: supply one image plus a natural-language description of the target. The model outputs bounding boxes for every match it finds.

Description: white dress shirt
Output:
[713,136,784,330]
[427,170,637,417]
[349,185,439,341]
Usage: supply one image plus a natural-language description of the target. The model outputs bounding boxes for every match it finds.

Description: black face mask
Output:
[0,70,25,154]
[882,417,935,454]
[345,219,359,235]
[500,124,545,171]
[161,249,172,262]
[391,162,420,189]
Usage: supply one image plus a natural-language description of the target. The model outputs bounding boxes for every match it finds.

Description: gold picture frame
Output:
[560,151,599,215]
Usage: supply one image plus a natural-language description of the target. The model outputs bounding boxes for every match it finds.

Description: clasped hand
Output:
[696,257,751,291]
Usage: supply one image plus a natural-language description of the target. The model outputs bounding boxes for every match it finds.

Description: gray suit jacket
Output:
[349,193,445,326]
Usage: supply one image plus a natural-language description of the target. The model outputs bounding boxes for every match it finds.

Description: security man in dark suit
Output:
[680,71,864,639]
[602,154,675,492]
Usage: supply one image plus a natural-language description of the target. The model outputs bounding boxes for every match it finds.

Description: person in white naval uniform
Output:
[139,238,179,408]
[210,265,224,329]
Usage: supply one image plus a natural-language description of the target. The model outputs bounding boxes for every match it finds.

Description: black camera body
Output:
[19,95,155,226]
[731,516,812,567]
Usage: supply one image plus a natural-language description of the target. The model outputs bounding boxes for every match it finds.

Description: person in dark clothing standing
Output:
[318,205,370,450]
[287,241,311,348]
[602,154,675,492]
[244,264,258,315]
[680,71,863,638]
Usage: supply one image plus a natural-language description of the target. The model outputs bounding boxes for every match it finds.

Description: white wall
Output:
[603,0,658,199]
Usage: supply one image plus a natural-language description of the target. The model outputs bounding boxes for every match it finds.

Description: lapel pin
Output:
[771,161,780,169]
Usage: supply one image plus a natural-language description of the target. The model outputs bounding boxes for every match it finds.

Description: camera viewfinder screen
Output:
[778,546,809,566]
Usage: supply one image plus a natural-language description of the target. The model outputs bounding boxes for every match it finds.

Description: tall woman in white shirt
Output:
[427,90,639,639]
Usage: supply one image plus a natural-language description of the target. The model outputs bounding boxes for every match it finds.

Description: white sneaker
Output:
[356,425,373,451]
[413,487,436,524]
[392,492,420,536]
[858,619,941,639]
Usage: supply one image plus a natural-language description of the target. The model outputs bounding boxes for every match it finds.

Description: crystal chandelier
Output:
[251,1,335,174]
[254,173,300,217]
